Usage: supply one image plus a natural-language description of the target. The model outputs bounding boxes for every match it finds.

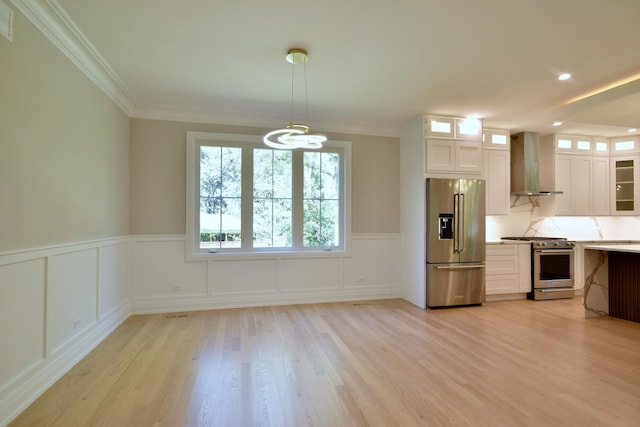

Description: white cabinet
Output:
[426,138,455,171]
[424,116,483,176]
[426,138,483,174]
[550,132,611,216]
[608,137,639,214]
[553,134,594,154]
[593,137,610,156]
[425,116,455,138]
[483,129,510,215]
[483,128,510,150]
[554,154,594,215]
[593,156,610,215]
[425,116,482,140]
[610,136,639,154]
[610,155,640,215]
[486,244,530,297]
[454,117,483,141]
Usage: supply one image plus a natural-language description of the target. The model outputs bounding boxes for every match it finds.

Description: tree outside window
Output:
[187,132,349,257]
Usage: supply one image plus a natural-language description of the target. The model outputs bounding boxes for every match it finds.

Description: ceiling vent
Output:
[0,1,13,42]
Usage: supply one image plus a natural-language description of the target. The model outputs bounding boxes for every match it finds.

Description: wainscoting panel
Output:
[344,234,401,288]
[130,234,401,314]
[0,258,46,389]
[98,241,129,318]
[208,259,278,294]
[131,237,207,298]
[47,248,99,355]
[0,238,130,427]
[278,257,342,290]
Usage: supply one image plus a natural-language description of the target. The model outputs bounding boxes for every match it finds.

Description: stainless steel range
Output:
[501,237,576,300]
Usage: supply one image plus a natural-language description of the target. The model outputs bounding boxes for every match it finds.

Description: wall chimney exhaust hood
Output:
[510,131,562,196]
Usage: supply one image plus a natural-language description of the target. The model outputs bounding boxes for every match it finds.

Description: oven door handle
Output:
[534,249,575,254]
[537,288,575,292]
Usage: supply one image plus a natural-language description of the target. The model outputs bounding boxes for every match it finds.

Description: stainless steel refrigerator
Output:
[426,178,486,308]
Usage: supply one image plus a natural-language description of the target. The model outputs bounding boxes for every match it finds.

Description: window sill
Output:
[186,249,351,262]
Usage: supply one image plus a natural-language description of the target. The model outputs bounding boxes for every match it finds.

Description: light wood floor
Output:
[9,298,640,427]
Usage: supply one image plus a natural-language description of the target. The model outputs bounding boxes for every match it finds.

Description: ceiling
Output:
[16,0,640,137]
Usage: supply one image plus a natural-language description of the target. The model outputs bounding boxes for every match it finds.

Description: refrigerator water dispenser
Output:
[438,213,454,240]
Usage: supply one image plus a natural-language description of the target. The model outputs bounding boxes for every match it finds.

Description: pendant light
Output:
[264,48,326,149]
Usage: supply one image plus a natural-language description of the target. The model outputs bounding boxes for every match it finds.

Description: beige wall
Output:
[0,10,130,252]
[130,119,400,235]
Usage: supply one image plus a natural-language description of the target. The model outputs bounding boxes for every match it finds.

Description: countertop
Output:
[487,239,640,245]
[582,244,640,253]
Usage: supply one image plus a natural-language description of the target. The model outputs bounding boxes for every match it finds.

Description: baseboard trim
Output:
[132,286,400,314]
[0,300,130,427]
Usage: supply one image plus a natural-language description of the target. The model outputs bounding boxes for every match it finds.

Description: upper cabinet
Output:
[483,129,510,150]
[609,137,640,215]
[548,133,609,216]
[425,116,455,138]
[610,136,640,155]
[593,137,610,156]
[424,116,483,176]
[425,116,483,140]
[553,134,594,154]
[554,154,594,215]
[610,155,640,215]
[483,128,510,215]
[549,133,640,216]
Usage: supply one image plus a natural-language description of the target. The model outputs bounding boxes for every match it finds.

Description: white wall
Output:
[130,234,401,314]
[1,7,131,425]
[0,238,130,426]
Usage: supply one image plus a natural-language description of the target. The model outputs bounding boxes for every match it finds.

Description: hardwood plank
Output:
[9,298,640,426]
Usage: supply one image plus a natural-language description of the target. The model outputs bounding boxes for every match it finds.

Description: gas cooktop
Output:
[501,236,567,241]
[501,236,575,248]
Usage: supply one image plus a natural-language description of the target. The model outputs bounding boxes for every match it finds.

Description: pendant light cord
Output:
[304,61,309,123]
[288,54,310,125]
[289,58,295,125]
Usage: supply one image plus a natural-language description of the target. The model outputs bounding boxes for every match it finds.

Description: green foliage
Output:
[198,145,341,249]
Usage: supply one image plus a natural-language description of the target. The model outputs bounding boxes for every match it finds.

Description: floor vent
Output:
[166,313,189,318]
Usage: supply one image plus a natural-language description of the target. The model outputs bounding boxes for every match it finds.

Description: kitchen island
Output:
[583,244,640,322]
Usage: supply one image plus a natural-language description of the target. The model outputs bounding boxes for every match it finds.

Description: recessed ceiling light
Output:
[553,121,563,126]
[558,73,571,81]
[628,128,637,133]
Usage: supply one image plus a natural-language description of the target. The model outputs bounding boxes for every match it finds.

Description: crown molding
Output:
[10,0,137,114]
[133,104,401,138]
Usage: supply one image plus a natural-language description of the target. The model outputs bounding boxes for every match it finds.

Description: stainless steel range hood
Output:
[510,132,562,196]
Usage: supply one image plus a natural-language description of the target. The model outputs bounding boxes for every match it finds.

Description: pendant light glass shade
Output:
[264,48,326,150]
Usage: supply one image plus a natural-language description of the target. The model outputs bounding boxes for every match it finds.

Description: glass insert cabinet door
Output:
[612,156,640,214]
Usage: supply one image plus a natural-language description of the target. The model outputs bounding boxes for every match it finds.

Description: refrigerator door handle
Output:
[453,193,459,253]
[459,193,465,253]
[435,264,485,270]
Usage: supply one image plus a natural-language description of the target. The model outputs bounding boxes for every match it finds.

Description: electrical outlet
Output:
[357,276,366,283]
[170,283,183,292]
[72,318,81,330]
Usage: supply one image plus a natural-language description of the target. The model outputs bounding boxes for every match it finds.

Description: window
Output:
[186,132,351,258]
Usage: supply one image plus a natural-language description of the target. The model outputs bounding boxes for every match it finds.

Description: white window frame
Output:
[186,131,351,260]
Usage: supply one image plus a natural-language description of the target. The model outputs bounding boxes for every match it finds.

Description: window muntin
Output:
[199,146,242,249]
[303,152,340,247]
[186,132,350,257]
[253,149,292,248]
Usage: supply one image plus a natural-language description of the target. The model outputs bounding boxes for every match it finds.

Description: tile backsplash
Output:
[486,195,640,242]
